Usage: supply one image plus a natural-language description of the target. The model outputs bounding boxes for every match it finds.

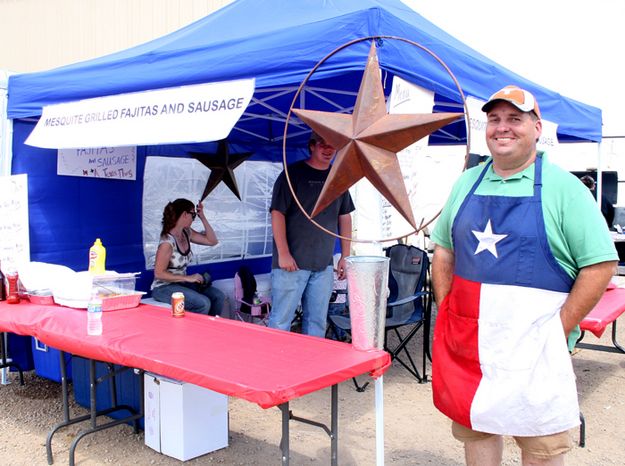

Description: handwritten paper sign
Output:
[25,78,255,149]
[57,146,137,180]
[0,174,30,267]
[351,76,435,251]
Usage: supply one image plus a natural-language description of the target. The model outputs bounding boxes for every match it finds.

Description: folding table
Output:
[578,286,625,353]
[0,301,390,465]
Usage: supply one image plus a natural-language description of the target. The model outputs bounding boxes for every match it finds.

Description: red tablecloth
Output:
[0,301,390,408]
[580,287,625,338]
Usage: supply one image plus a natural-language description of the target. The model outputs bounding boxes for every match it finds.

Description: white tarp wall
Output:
[142,156,281,268]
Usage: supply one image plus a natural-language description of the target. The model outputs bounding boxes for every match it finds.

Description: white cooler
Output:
[144,373,229,461]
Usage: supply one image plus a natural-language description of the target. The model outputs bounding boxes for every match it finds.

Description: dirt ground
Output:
[1,316,624,466]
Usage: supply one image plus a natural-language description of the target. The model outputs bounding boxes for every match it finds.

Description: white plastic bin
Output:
[144,373,228,461]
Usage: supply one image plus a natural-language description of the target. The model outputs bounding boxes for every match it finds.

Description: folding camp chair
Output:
[325,262,350,341]
[326,289,349,342]
[328,244,432,390]
[233,266,270,325]
[383,243,432,383]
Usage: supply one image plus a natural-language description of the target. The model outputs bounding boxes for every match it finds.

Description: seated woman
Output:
[150,198,225,315]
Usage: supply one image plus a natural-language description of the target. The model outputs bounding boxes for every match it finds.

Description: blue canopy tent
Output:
[7,0,602,289]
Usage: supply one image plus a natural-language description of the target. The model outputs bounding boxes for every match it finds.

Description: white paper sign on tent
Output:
[0,173,30,268]
[537,119,559,153]
[25,78,255,149]
[57,146,137,180]
[466,95,559,156]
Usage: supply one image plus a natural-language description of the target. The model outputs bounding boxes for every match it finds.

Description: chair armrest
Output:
[388,295,418,307]
[388,291,429,307]
[238,297,271,306]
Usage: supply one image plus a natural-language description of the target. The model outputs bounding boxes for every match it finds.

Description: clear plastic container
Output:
[92,273,137,297]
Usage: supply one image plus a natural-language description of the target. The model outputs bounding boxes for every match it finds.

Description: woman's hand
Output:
[190,201,218,246]
[186,273,204,284]
[197,201,207,221]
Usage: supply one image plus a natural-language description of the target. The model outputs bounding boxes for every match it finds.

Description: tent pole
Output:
[597,142,603,209]
[375,375,384,466]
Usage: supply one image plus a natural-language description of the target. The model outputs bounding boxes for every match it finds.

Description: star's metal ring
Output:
[282,35,470,244]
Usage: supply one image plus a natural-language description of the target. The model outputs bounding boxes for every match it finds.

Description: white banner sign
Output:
[57,146,137,180]
[467,96,559,155]
[26,78,255,149]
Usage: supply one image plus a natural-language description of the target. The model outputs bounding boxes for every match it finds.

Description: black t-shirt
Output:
[270,160,355,271]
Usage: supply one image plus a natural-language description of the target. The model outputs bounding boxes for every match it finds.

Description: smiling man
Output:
[430,86,617,466]
[268,132,354,337]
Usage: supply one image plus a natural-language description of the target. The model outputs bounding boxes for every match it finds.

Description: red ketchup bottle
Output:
[6,271,20,304]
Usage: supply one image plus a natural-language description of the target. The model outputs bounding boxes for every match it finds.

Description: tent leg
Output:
[279,402,290,466]
[375,376,384,466]
[331,384,338,466]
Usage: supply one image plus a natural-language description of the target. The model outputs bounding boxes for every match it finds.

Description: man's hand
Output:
[279,252,299,272]
[336,256,347,280]
[432,245,455,306]
[560,260,617,336]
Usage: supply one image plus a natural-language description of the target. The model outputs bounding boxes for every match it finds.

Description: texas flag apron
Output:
[433,157,580,436]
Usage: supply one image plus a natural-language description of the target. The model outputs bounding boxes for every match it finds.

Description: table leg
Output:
[279,384,339,465]
[0,332,24,385]
[46,357,143,465]
[577,323,625,354]
[579,412,586,448]
[331,384,338,466]
[611,320,625,353]
[279,402,290,466]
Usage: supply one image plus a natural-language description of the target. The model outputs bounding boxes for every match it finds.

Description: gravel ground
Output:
[1,319,624,466]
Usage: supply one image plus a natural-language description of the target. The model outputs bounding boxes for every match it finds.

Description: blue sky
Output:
[406,0,625,137]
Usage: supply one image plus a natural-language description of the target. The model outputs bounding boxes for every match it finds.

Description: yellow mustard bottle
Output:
[88,238,106,274]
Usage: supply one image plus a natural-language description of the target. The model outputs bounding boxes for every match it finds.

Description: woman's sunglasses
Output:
[188,211,197,220]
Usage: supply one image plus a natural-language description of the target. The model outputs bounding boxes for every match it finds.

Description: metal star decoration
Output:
[293,42,464,229]
[191,139,253,201]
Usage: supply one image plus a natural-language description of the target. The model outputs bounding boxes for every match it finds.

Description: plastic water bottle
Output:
[87,291,103,336]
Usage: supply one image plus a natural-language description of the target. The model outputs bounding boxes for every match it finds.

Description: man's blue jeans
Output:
[151,282,225,316]
[268,266,334,337]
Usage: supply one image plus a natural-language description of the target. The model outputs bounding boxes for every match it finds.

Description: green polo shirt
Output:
[432,153,617,279]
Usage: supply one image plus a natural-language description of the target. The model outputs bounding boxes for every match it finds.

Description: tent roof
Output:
[7,0,602,142]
